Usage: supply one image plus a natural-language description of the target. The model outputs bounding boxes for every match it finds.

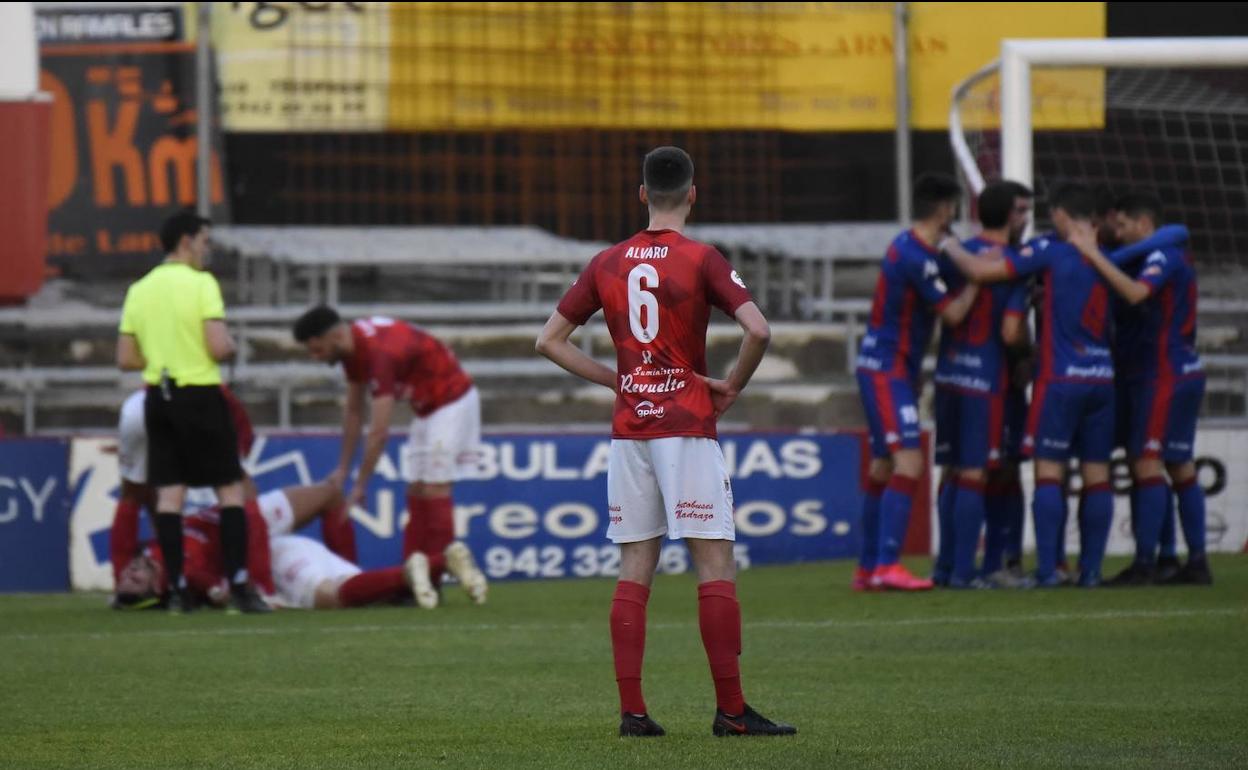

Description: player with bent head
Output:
[292,307,488,609]
[537,147,795,738]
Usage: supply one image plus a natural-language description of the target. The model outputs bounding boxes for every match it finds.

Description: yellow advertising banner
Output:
[214,2,1104,132]
[909,2,1105,130]
[212,2,391,131]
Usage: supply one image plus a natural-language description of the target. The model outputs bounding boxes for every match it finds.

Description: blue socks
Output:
[952,478,986,583]
[935,477,957,580]
[878,475,918,567]
[1033,480,1064,582]
[858,481,885,571]
[1004,480,1025,565]
[1078,482,1114,579]
[1175,478,1207,558]
[1159,487,1177,559]
[1132,476,1169,567]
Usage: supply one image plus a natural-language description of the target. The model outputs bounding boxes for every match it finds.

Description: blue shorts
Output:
[1024,379,1115,462]
[856,370,921,459]
[1127,375,1205,462]
[1002,387,1028,462]
[934,386,1005,469]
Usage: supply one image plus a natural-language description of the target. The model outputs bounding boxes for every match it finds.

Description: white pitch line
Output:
[0,607,1242,644]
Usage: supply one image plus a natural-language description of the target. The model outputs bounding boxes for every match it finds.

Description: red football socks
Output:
[698,580,746,716]
[402,494,427,560]
[403,495,454,584]
[337,567,407,607]
[423,496,455,585]
[109,497,142,584]
[321,504,358,563]
[610,580,650,715]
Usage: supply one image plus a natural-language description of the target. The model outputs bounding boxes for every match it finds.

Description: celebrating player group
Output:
[855,173,1210,592]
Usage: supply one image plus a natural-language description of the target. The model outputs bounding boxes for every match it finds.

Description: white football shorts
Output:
[117,390,148,484]
[268,534,361,610]
[606,437,735,543]
[401,386,482,484]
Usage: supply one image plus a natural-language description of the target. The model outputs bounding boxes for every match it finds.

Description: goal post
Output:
[953,37,1248,196]
[998,37,1248,192]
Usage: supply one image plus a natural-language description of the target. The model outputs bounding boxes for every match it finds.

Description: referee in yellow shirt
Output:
[116,211,268,613]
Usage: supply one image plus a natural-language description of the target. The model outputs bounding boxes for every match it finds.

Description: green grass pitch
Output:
[2,556,1245,769]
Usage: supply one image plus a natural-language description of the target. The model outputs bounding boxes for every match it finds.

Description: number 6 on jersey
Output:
[628,264,660,343]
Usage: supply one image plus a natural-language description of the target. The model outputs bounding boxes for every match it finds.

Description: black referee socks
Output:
[155,513,186,592]
[219,506,250,588]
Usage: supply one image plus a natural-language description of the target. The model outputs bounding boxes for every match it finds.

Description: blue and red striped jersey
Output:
[1006,233,1114,383]
[934,236,1029,394]
[1133,246,1202,381]
[1108,225,1201,382]
[856,229,952,384]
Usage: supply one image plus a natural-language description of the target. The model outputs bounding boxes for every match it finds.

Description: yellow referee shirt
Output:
[119,262,225,386]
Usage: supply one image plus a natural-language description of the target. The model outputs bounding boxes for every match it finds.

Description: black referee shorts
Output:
[144,384,243,488]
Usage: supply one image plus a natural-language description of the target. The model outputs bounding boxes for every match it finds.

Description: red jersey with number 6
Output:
[557,229,753,440]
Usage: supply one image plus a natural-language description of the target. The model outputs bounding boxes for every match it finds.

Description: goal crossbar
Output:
[1000,37,1248,190]
[951,37,1248,195]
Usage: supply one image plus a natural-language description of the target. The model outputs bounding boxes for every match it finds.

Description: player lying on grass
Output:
[114,481,487,610]
[111,386,358,587]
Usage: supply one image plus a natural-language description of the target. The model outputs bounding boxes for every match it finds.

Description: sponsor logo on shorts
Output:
[1146,439,1162,452]
[634,400,666,419]
[885,432,900,445]
[675,500,715,522]
[608,503,623,525]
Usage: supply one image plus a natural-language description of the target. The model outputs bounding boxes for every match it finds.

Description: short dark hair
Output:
[1115,191,1164,224]
[1048,182,1096,220]
[1093,185,1118,218]
[293,305,342,342]
[977,180,1029,229]
[643,146,694,211]
[160,210,211,254]
[912,172,962,220]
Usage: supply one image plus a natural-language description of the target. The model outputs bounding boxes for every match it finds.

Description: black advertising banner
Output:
[38,6,226,276]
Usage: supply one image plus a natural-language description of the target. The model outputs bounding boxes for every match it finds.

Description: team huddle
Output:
[855,173,1210,591]
[111,148,1210,739]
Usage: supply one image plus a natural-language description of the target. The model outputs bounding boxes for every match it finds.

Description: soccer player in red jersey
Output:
[293,308,488,609]
[537,147,795,738]
[114,482,421,610]
[110,384,284,611]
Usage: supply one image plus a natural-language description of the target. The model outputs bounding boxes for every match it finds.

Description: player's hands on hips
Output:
[702,376,740,419]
